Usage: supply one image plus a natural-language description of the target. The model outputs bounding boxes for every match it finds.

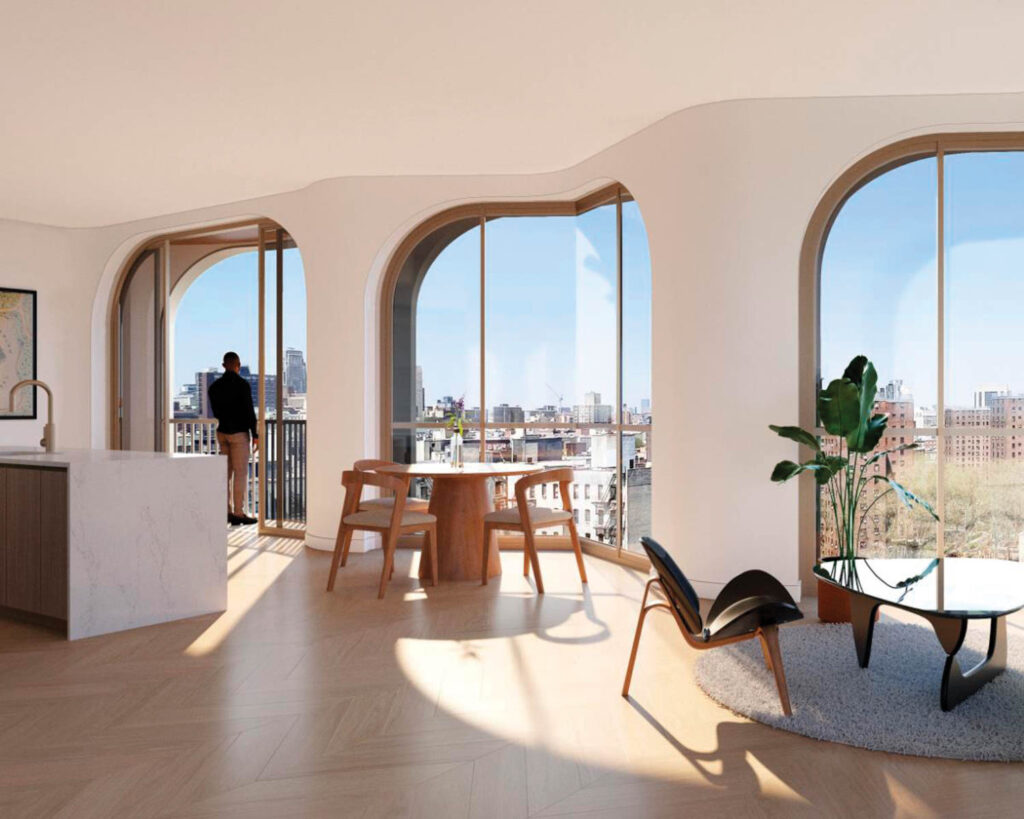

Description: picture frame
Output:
[0,287,38,419]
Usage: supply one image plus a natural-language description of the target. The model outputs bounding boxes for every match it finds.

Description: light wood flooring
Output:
[1,528,1022,818]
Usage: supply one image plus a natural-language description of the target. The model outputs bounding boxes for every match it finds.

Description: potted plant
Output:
[769,355,939,622]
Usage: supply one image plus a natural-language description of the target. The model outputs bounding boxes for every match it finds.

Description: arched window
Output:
[815,137,1024,561]
[383,186,652,558]
[111,222,307,536]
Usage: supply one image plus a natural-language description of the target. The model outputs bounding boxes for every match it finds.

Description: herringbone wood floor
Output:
[1,529,1022,818]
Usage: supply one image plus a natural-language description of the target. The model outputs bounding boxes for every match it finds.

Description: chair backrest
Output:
[513,467,575,513]
[640,537,703,635]
[353,458,393,472]
[340,469,411,529]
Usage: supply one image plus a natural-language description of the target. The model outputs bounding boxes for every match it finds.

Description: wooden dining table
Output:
[376,462,542,582]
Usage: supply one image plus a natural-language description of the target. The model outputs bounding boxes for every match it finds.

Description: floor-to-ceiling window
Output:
[818,139,1024,561]
[386,186,652,558]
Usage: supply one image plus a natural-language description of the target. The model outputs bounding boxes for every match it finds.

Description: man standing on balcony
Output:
[209,351,259,526]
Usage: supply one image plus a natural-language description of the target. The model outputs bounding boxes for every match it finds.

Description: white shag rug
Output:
[694,618,1024,761]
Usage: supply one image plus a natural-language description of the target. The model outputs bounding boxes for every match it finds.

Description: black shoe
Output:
[239,514,258,525]
[228,513,245,526]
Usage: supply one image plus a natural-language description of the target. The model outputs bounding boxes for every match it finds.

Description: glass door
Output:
[257,227,306,537]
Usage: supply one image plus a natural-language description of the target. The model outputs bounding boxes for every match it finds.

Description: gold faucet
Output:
[8,379,55,453]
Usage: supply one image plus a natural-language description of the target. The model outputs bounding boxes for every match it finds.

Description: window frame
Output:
[380,183,652,566]
[800,131,1024,591]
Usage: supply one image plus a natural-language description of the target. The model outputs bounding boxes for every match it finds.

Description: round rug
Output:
[693,618,1024,761]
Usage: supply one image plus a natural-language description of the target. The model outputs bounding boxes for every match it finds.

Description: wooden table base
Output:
[418,478,501,582]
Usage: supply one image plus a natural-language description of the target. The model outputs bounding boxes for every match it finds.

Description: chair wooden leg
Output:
[523,526,544,594]
[523,533,530,577]
[378,533,398,600]
[339,527,355,567]
[481,523,492,585]
[426,525,438,587]
[567,521,588,584]
[622,580,658,697]
[327,522,348,591]
[758,633,774,671]
[760,625,792,716]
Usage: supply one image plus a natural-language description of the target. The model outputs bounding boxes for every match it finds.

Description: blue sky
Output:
[415,201,652,411]
[821,151,1024,410]
[173,206,653,409]
[173,249,306,391]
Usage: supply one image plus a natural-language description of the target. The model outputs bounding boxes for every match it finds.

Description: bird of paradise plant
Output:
[769,355,939,587]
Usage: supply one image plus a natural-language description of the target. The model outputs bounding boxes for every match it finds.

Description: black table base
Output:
[849,597,1007,711]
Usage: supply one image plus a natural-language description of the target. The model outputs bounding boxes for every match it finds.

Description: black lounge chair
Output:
[622,537,803,715]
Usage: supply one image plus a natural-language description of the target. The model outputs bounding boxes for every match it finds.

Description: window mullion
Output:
[936,145,946,562]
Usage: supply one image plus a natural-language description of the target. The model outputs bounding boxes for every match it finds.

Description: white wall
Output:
[7,91,1024,598]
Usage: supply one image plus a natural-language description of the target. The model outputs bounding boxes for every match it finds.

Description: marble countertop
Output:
[0,447,213,468]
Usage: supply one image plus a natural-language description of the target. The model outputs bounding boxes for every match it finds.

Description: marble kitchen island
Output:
[0,448,225,639]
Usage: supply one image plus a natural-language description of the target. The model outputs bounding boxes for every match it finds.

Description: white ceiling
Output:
[2,1,1023,227]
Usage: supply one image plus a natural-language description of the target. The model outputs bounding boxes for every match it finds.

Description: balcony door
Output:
[257,227,305,537]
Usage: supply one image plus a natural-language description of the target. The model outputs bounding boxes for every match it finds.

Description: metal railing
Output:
[168,417,306,526]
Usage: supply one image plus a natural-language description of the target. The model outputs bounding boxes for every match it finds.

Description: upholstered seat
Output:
[622,537,803,715]
[343,509,436,528]
[483,506,572,527]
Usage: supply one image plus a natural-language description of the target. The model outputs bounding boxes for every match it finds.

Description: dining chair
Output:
[353,458,430,513]
[622,537,803,715]
[480,467,587,594]
[327,469,438,599]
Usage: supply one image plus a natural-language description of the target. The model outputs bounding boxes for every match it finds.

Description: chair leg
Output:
[426,525,438,587]
[339,527,355,567]
[327,522,348,591]
[758,633,774,671]
[567,520,588,584]
[622,580,658,697]
[760,625,792,716]
[523,526,544,594]
[378,533,398,600]
[523,534,530,577]
[481,523,492,585]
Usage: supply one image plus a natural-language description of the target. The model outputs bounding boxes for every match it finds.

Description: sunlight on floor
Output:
[187,527,300,656]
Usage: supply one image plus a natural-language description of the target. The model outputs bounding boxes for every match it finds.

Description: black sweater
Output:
[208,370,258,438]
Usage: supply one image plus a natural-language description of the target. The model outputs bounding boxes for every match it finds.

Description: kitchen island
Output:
[0,448,225,639]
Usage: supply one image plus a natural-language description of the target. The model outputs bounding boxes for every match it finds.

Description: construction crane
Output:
[545,382,563,408]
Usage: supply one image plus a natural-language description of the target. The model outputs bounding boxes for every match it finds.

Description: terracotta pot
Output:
[816,578,853,622]
[816,578,880,623]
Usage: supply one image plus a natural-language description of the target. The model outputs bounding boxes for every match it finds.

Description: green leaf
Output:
[842,355,869,385]
[849,411,888,454]
[769,424,821,453]
[869,475,940,521]
[771,460,803,482]
[771,457,844,484]
[813,454,846,485]
[864,442,919,466]
[818,378,861,437]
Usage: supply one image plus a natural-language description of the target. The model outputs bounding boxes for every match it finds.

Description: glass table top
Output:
[815,557,1024,618]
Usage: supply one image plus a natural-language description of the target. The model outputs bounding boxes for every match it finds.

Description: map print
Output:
[0,289,35,417]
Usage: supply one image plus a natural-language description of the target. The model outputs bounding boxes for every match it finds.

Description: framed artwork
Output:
[0,287,37,419]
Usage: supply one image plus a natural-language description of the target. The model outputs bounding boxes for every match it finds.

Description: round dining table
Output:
[376,462,542,582]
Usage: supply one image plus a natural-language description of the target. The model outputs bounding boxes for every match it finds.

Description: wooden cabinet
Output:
[0,465,68,624]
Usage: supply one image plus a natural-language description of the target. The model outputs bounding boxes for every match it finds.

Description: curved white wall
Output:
[7,91,1024,598]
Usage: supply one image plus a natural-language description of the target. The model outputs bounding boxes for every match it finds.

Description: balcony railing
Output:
[168,418,306,527]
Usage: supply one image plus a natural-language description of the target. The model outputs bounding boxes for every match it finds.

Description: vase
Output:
[450,433,464,468]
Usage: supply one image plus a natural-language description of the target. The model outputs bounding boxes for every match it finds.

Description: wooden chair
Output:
[327,470,438,599]
[622,537,803,715]
[480,467,587,594]
[353,459,429,513]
